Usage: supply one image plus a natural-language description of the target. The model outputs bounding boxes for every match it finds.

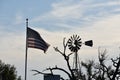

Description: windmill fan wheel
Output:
[68,35,82,52]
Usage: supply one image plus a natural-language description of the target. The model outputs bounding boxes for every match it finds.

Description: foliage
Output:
[0,60,21,80]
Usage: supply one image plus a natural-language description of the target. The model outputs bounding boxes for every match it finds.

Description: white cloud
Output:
[79,14,120,39]
[51,2,83,19]
[31,0,84,22]
[32,0,120,31]
[91,1,120,8]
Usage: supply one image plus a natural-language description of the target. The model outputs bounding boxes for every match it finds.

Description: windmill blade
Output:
[77,36,80,40]
[68,39,72,43]
[78,38,81,41]
[75,35,77,39]
[71,36,73,41]
[73,35,75,40]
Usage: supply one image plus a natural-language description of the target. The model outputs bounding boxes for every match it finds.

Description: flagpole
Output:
[25,18,28,80]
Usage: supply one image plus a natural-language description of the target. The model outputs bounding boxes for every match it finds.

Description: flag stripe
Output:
[28,44,47,51]
[27,38,49,48]
[27,27,50,53]
[28,38,48,46]
[28,42,48,50]
[28,40,49,50]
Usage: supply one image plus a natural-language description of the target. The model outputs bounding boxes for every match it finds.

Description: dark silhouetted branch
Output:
[111,57,120,80]
[46,66,72,79]
[31,69,48,75]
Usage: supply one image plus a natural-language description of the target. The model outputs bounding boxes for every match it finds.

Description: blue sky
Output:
[1,0,120,80]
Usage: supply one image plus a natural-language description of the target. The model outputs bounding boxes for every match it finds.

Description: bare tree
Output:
[32,38,76,80]
[32,39,120,80]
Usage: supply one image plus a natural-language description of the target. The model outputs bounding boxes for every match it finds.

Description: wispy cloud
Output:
[51,1,83,20]
[90,1,120,7]
[32,0,120,31]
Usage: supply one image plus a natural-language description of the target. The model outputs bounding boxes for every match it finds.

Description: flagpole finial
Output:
[26,18,28,22]
[26,18,28,28]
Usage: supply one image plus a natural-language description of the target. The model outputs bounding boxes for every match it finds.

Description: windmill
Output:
[68,35,93,79]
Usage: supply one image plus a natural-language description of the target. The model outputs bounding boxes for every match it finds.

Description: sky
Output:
[1,0,120,80]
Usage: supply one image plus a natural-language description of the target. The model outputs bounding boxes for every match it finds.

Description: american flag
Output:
[27,27,50,53]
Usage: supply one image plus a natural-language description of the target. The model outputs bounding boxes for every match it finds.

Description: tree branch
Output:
[46,66,72,79]
[54,47,63,55]
[31,69,48,75]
